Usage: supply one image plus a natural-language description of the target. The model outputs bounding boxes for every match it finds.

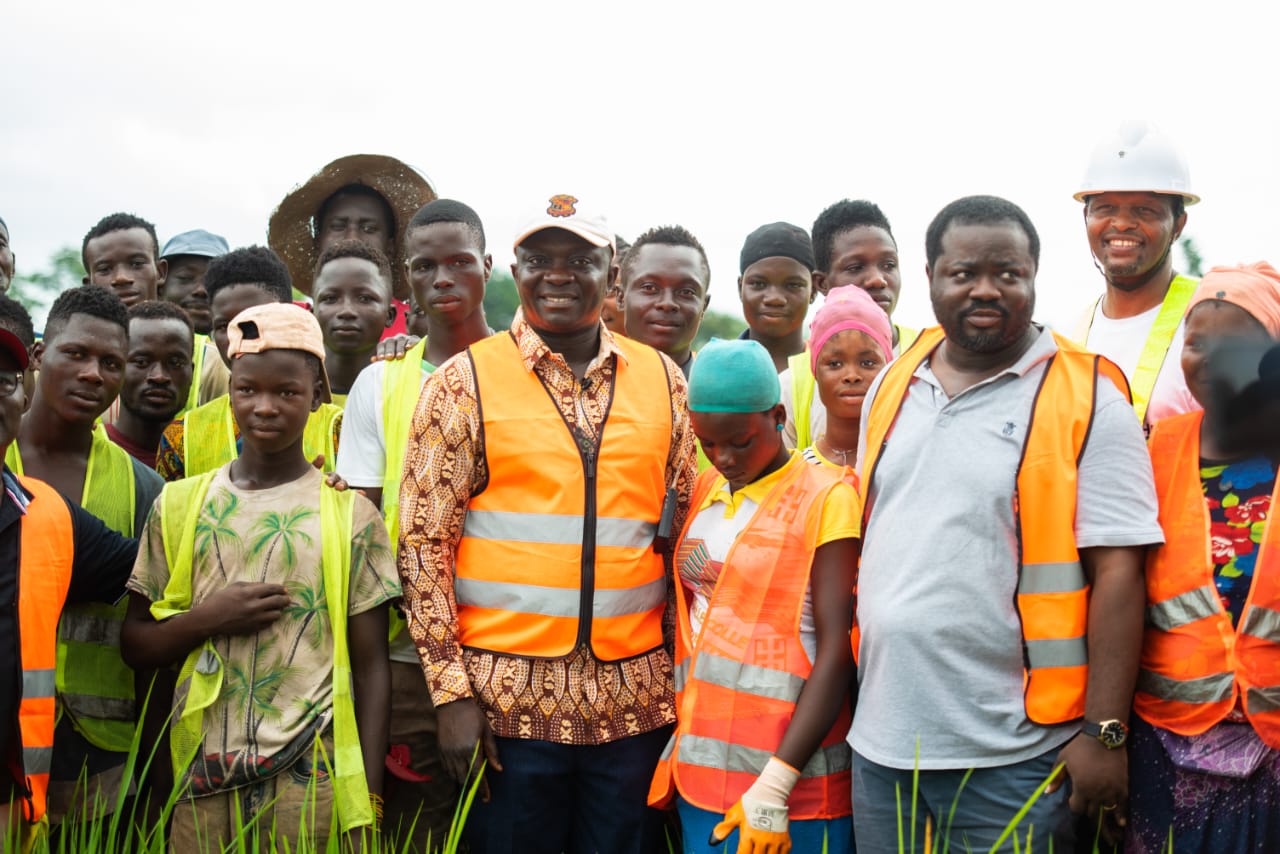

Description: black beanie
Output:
[739,222,814,274]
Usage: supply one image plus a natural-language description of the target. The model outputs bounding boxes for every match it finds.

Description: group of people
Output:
[2,118,1278,854]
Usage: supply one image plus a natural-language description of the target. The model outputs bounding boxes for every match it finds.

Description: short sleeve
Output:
[346,494,401,616]
[125,500,172,605]
[333,362,387,489]
[816,480,861,546]
[1074,380,1165,549]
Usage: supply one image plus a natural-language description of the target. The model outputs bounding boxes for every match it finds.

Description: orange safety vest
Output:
[1135,411,1280,747]
[649,460,853,819]
[15,476,75,823]
[453,332,673,661]
[861,326,1130,725]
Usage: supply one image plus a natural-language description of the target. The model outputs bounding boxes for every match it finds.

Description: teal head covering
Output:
[688,339,781,413]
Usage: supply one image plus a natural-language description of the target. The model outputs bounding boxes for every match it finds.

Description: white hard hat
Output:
[1074,120,1199,205]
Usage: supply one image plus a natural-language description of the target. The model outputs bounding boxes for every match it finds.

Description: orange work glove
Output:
[709,757,799,854]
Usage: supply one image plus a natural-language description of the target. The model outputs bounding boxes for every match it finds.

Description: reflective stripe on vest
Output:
[1073,275,1197,425]
[1136,411,1280,746]
[455,332,672,661]
[651,459,854,820]
[184,395,343,476]
[153,474,374,831]
[861,326,1129,726]
[16,476,75,822]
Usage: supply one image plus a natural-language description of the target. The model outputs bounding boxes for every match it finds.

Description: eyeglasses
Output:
[0,371,24,398]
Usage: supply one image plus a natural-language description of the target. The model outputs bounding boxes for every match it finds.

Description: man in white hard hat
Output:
[1073,120,1201,428]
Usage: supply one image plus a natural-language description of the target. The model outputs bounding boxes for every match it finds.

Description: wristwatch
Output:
[1081,719,1129,749]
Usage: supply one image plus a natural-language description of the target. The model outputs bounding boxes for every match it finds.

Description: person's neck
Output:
[819,416,860,461]
[229,440,313,490]
[665,346,693,369]
[531,323,602,378]
[1101,263,1178,319]
[426,311,492,368]
[325,348,374,395]
[113,405,173,455]
[19,390,95,458]
[935,325,1040,393]
[749,328,805,373]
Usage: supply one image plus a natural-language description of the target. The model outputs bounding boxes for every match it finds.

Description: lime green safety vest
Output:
[179,333,210,417]
[1073,275,1198,425]
[6,425,139,752]
[182,395,343,477]
[152,473,373,832]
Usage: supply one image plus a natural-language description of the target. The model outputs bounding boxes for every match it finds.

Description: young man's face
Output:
[737,256,813,340]
[121,316,194,424]
[405,222,491,327]
[211,284,279,366]
[928,221,1036,354]
[312,257,394,356]
[35,313,128,426]
[512,228,614,336]
[816,226,902,315]
[84,227,165,307]
[620,243,709,362]
[316,191,395,258]
[229,349,321,456]
[163,255,214,334]
[0,224,14,294]
[0,349,25,453]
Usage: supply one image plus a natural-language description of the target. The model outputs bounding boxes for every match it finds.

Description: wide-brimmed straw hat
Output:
[267,154,436,296]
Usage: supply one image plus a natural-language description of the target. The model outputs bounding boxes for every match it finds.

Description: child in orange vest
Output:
[649,338,857,854]
[1128,263,1280,852]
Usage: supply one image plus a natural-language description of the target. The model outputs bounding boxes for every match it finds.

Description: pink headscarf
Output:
[809,285,894,376]
[1188,262,1280,338]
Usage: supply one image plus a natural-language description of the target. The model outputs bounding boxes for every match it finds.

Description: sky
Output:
[4,0,1279,332]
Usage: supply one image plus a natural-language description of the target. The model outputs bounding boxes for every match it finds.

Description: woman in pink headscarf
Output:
[800,286,894,470]
[1127,262,1280,853]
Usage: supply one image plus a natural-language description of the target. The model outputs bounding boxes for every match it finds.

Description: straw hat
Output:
[267,154,436,296]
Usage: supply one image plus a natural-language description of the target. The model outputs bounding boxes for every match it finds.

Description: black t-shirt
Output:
[0,468,138,803]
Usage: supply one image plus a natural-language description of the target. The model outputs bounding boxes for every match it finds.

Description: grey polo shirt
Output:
[851,326,1163,770]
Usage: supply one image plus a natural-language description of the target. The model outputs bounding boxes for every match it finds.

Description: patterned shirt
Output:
[1201,456,1276,627]
[398,310,697,745]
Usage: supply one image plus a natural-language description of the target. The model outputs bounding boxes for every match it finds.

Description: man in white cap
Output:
[397,194,697,853]
[1073,120,1201,428]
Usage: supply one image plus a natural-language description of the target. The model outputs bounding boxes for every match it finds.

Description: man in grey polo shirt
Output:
[851,196,1163,853]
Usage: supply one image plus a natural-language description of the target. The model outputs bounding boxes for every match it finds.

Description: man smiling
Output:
[1072,121,1201,428]
[397,194,696,853]
[617,224,710,379]
[82,213,166,308]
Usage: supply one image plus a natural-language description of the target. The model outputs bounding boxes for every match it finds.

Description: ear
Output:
[385,303,397,328]
[809,281,818,304]
[81,275,89,285]
[812,270,828,297]
[1172,211,1188,242]
[156,257,169,294]
[30,341,44,371]
[700,292,711,317]
[737,276,746,302]
[510,261,519,282]
[769,403,787,429]
[607,260,620,291]
[482,254,493,282]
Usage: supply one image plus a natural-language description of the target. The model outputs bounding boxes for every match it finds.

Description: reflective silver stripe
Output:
[1018,561,1087,595]
[462,510,657,549]
[673,659,689,693]
[1246,685,1280,715]
[1241,605,1280,642]
[692,652,805,703]
[22,668,55,699]
[23,745,52,775]
[455,576,665,619]
[1137,668,1234,705]
[61,693,136,722]
[1147,585,1220,631]
[59,611,124,645]
[1026,637,1087,669]
[678,734,851,779]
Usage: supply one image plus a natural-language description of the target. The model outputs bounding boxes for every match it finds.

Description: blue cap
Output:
[688,339,781,413]
[160,229,229,260]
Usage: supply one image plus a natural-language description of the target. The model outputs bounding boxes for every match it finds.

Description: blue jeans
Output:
[462,726,672,854]
[852,747,1073,854]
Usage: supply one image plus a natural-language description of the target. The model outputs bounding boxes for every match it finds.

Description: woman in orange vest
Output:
[648,339,858,854]
[799,285,894,471]
[1128,263,1280,852]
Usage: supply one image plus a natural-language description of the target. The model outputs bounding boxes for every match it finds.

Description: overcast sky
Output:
[5,0,1278,332]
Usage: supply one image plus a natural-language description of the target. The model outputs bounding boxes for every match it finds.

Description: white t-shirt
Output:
[333,356,432,664]
[1081,300,1199,426]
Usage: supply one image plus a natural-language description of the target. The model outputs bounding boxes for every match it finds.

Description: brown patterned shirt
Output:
[397,311,696,745]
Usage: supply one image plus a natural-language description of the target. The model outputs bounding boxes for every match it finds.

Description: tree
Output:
[1178,236,1205,278]
[10,246,82,325]
[693,308,745,351]
[482,269,520,331]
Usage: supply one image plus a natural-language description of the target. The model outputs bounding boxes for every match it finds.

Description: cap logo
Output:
[547,194,578,218]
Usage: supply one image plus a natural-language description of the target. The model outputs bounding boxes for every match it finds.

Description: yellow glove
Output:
[709,757,799,854]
